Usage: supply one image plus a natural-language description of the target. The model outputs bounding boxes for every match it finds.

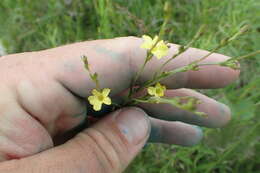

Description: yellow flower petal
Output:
[102,88,111,97]
[92,89,100,96]
[143,35,153,42]
[140,35,160,50]
[103,97,112,105]
[153,35,159,43]
[147,87,156,96]
[155,83,161,88]
[140,35,153,49]
[93,102,102,111]
[88,95,98,105]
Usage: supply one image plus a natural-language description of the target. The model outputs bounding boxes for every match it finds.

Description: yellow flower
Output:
[140,35,169,59]
[88,88,112,111]
[151,40,169,59]
[147,83,166,97]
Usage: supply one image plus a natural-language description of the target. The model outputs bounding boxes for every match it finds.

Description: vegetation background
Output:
[0,0,259,172]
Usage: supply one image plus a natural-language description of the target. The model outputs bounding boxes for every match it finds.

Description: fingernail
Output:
[190,125,203,146]
[219,103,231,116]
[217,103,232,127]
[114,107,150,145]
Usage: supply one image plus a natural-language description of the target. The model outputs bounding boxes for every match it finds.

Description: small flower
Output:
[140,35,169,59]
[147,83,166,97]
[151,40,169,59]
[88,88,112,111]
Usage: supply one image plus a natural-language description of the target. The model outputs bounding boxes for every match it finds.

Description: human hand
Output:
[0,37,239,172]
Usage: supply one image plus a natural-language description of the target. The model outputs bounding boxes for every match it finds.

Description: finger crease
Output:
[85,128,121,171]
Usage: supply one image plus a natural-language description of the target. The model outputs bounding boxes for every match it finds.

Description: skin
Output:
[0,36,239,172]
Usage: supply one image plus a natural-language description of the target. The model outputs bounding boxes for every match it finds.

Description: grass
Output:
[0,0,259,172]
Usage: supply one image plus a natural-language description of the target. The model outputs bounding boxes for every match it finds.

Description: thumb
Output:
[0,107,150,173]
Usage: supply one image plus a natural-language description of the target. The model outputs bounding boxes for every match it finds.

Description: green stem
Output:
[192,25,250,65]
[128,53,150,98]
[124,94,150,106]
[128,10,171,98]
[193,45,222,64]
[232,50,260,61]
[128,37,162,99]
[137,65,189,92]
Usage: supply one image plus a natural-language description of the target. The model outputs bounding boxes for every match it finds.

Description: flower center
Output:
[97,95,104,101]
[156,88,161,94]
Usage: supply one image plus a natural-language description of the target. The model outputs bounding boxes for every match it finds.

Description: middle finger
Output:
[138,88,231,128]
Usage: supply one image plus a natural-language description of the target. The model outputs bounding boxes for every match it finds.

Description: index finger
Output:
[42,37,239,97]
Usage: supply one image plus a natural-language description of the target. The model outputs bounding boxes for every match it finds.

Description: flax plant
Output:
[82,2,259,117]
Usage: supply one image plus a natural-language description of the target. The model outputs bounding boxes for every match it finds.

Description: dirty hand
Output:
[0,37,239,172]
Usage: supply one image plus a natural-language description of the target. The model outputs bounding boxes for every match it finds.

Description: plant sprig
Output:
[81,2,259,117]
